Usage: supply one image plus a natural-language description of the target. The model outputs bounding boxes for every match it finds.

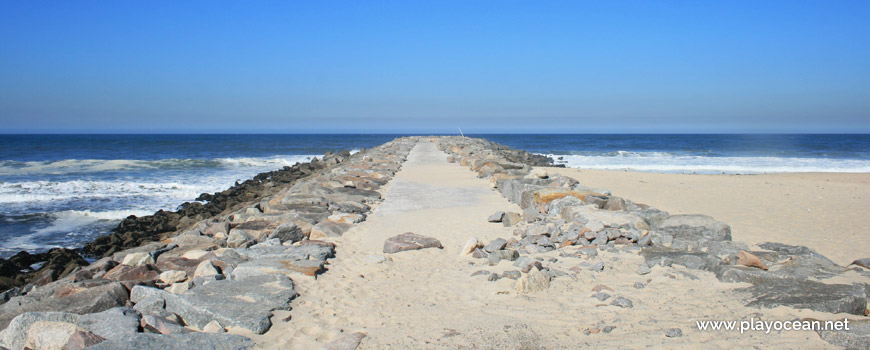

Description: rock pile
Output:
[437,136,870,348]
[0,137,418,349]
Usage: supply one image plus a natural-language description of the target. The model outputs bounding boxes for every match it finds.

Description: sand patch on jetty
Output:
[545,168,870,266]
[252,141,841,349]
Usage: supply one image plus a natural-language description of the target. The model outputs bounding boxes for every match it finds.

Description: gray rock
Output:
[603,325,616,333]
[383,232,443,254]
[655,214,731,241]
[487,211,505,223]
[483,238,508,252]
[502,212,523,227]
[641,247,722,272]
[578,247,598,258]
[227,229,254,248]
[590,262,604,272]
[86,333,254,350]
[610,297,634,308]
[328,200,369,214]
[0,312,81,350]
[502,270,521,280]
[471,270,490,277]
[488,273,500,282]
[268,223,305,243]
[130,274,297,334]
[633,282,645,289]
[739,279,867,315]
[0,281,129,330]
[77,307,141,340]
[592,293,611,301]
[488,250,520,266]
[665,328,683,338]
[311,221,353,238]
[141,315,190,335]
[471,248,488,259]
[816,319,870,349]
[323,332,367,350]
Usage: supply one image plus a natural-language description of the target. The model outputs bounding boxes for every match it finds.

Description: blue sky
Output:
[1,1,868,133]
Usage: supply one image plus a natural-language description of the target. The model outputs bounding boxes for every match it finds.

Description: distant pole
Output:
[458,127,464,137]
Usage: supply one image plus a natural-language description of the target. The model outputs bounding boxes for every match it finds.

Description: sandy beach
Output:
[545,168,870,266]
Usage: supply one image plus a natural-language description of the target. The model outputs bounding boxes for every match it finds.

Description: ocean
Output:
[1,133,868,258]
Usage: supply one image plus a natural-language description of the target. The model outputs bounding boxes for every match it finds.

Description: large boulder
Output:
[86,333,254,350]
[655,214,731,241]
[383,233,443,254]
[0,281,129,330]
[739,279,867,315]
[130,274,297,334]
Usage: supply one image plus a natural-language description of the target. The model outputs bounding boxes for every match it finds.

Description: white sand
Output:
[248,141,850,349]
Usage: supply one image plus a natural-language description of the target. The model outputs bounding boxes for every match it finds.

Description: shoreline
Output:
[545,167,870,266]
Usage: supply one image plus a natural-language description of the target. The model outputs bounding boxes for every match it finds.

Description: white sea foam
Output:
[0,155,317,176]
[550,153,870,174]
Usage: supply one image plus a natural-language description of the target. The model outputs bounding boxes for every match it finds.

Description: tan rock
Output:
[203,320,225,333]
[181,249,209,260]
[158,270,188,284]
[737,251,769,270]
[166,281,193,294]
[515,267,550,293]
[194,260,221,278]
[121,252,154,267]
[461,237,483,256]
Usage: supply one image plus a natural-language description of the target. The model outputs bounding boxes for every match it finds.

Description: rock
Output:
[641,247,722,272]
[502,271,521,280]
[665,328,683,338]
[656,214,731,241]
[226,230,253,248]
[85,333,254,350]
[487,250,519,266]
[121,252,154,267]
[77,307,141,340]
[603,196,626,211]
[515,268,550,293]
[63,328,106,349]
[590,262,604,272]
[471,248,488,259]
[737,251,768,270]
[141,315,190,335]
[530,168,548,178]
[633,282,645,289]
[323,332,367,350]
[22,321,92,350]
[488,273,500,282]
[816,319,870,349]
[268,223,306,243]
[158,270,188,284]
[502,212,523,227]
[194,260,221,278]
[739,279,867,315]
[636,264,651,275]
[0,281,129,330]
[383,233,443,254]
[850,258,870,270]
[487,211,505,223]
[181,249,210,260]
[166,281,193,294]
[610,297,633,308]
[310,221,353,239]
[203,320,225,333]
[130,274,297,334]
[591,284,613,292]
[592,293,611,301]
[103,264,160,282]
[483,238,508,253]
[0,312,81,350]
[461,238,482,256]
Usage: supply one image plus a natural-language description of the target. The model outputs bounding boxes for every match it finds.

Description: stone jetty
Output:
[1,136,869,349]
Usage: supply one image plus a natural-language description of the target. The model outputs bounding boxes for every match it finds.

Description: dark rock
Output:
[383,233,443,254]
[641,247,722,272]
[592,292,611,301]
[633,282,645,289]
[471,248,488,259]
[739,279,867,315]
[488,273,500,282]
[502,212,523,227]
[487,250,519,266]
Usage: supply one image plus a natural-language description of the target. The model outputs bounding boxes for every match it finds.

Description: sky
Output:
[1,1,868,134]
